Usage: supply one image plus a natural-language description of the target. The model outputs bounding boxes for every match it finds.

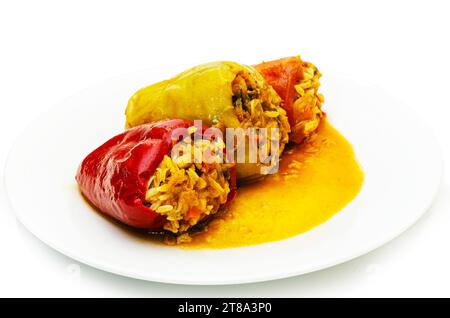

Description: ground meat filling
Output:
[145,131,232,239]
[231,71,290,154]
[292,62,324,142]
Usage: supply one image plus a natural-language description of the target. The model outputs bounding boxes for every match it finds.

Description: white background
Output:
[0,0,449,297]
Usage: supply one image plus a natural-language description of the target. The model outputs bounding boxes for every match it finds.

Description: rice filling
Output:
[145,133,232,237]
[292,62,324,141]
[230,71,290,153]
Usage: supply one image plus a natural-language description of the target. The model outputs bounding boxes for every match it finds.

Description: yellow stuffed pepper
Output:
[125,62,291,182]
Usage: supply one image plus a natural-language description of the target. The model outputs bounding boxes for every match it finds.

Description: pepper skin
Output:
[76,119,236,230]
[125,62,271,129]
[255,57,303,127]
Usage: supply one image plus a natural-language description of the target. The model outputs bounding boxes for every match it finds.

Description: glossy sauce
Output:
[184,120,364,248]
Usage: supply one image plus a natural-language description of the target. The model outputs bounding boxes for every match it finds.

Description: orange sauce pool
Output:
[184,120,364,249]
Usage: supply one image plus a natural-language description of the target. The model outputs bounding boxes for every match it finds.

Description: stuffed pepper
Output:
[125,62,291,182]
[255,56,324,144]
[76,119,236,242]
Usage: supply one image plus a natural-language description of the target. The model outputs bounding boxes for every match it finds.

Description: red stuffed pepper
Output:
[76,119,236,241]
[255,56,325,144]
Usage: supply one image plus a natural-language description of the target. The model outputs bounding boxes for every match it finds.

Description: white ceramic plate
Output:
[4,67,442,285]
